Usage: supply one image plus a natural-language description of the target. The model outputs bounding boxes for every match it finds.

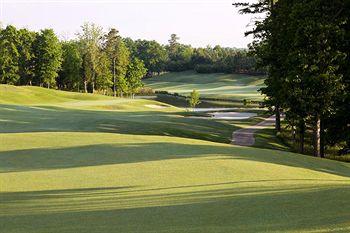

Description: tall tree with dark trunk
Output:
[78,23,103,93]
[103,28,130,96]
[235,0,349,157]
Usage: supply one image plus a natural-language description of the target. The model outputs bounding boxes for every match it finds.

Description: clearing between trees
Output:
[144,71,265,101]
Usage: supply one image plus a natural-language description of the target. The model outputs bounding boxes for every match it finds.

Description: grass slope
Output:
[0,85,265,143]
[144,71,265,101]
[1,85,350,233]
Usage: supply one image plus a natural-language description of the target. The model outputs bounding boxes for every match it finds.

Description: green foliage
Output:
[17,29,36,85]
[95,51,112,91]
[194,49,258,74]
[129,39,168,75]
[166,35,193,71]
[78,22,104,93]
[58,41,83,90]
[126,58,147,96]
[167,33,180,60]
[236,0,350,156]
[0,25,20,84]
[0,23,258,92]
[113,44,129,96]
[33,29,62,88]
[189,89,200,108]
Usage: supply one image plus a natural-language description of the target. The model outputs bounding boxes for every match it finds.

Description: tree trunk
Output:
[320,117,325,158]
[92,73,95,94]
[313,115,321,157]
[275,105,281,132]
[292,125,296,143]
[299,119,305,154]
[113,58,116,97]
[84,80,88,93]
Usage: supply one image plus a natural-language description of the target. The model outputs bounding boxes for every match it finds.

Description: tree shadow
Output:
[214,146,350,178]
[1,184,350,233]
[0,104,235,143]
[1,141,350,178]
[1,103,350,177]
[0,142,232,172]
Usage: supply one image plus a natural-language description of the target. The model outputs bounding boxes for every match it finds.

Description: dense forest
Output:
[0,23,259,96]
[235,0,350,156]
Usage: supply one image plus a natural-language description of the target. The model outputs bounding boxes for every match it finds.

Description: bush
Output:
[166,61,193,72]
[194,64,217,73]
[243,99,252,106]
[137,87,154,95]
[155,90,169,95]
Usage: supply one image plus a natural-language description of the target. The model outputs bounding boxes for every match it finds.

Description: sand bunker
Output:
[209,112,257,120]
[145,104,168,109]
[191,108,238,112]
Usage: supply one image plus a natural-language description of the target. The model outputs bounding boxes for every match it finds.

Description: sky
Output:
[0,0,256,48]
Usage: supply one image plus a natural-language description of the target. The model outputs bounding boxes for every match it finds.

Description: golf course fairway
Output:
[144,71,265,101]
[1,85,350,233]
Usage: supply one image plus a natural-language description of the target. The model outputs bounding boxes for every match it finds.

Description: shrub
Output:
[137,87,154,95]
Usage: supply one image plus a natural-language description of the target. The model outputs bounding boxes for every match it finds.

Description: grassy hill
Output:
[1,85,350,233]
[144,71,265,101]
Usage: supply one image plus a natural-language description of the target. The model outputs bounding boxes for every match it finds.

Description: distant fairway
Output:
[144,71,265,101]
[1,85,350,233]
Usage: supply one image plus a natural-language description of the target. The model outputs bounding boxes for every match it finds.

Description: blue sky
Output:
[0,0,255,48]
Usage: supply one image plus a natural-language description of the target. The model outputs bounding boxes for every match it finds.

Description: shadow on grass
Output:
[0,142,223,172]
[0,104,235,143]
[1,142,350,178]
[1,184,350,233]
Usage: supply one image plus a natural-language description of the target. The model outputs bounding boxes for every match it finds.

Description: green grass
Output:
[153,94,262,109]
[1,85,350,233]
[144,71,265,101]
[0,85,264,144]
[254,127,290,152]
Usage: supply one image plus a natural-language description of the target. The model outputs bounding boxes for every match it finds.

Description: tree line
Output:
[235,0,349,156]
[0,23,147,96]
[0,23,259,95]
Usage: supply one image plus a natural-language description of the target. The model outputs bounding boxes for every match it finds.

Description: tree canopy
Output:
[235,0,350,156]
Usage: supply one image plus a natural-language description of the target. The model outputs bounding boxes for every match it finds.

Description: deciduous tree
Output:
[126,58,147,98]
[33,29,62,88]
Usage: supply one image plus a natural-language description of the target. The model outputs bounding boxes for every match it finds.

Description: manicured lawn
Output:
[144,71,265,101]
[0,85,266,144]
[1,85,350,233]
